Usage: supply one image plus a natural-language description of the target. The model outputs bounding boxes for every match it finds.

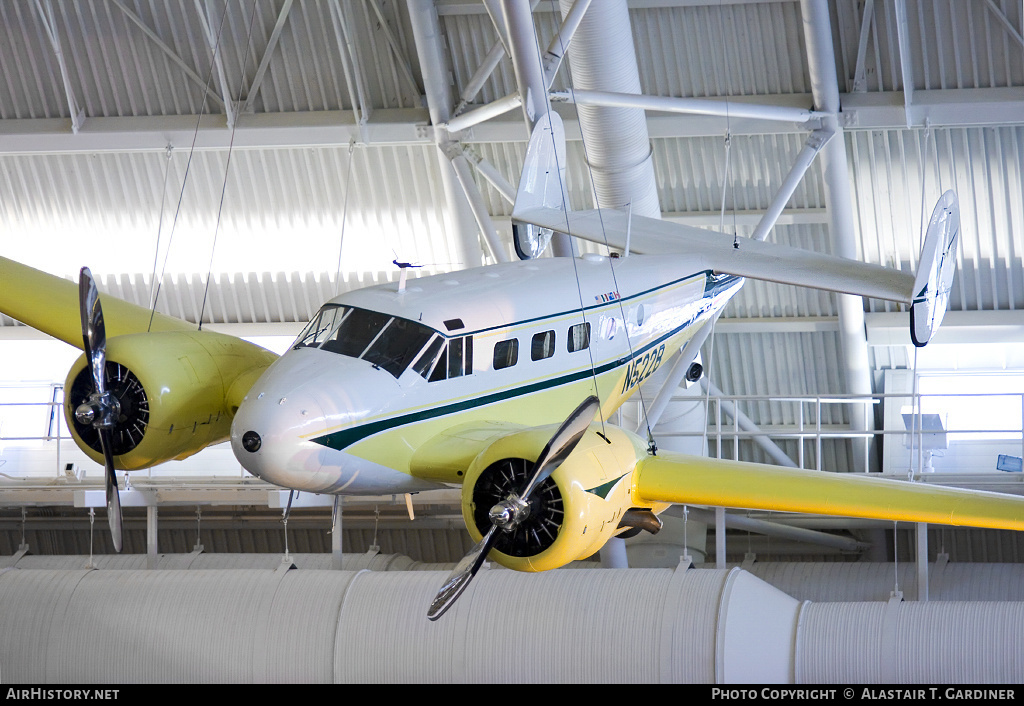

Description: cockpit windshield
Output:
[293,304,436,378]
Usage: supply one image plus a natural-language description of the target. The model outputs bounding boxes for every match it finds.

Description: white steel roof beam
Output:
[193,0,236,129]
[241,0,294,114]
[409,0,490,267]
[329,0,372,135]
[367,0,423,98]
[541,0,592,86]
[462,146,517,204]
[893,0,916,128]
[4,91,1023,156]
[448,0,590,133]
[31,0,85,134]
[849,0,874,93]
[500,0,551,128]
[984,0,1024,49]
[436,0,789,13]
[483,0,513,54]
[549,88,827,124]
[749,128,832,242]
[454,42,509,117]
[109,0,226,112]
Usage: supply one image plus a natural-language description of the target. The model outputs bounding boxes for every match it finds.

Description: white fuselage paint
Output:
[230,253,742,495]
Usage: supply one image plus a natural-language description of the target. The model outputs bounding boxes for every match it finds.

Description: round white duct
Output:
[557,0,659,218]
[0,566,799,683]
[2,566,1022,682]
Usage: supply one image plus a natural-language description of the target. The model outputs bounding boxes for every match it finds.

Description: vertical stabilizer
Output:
[910,190,960,346]
[511,112,568,259]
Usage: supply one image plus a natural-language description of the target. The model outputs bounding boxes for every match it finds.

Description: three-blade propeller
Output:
[427,395,601,620]
[75,267,123,552]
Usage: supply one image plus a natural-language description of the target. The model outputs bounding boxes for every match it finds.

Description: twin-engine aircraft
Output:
[1,112,1020,620]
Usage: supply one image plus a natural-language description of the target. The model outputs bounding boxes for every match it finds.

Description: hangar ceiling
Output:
[1,0,1023,564]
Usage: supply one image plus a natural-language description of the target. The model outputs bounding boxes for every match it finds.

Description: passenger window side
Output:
[426,335,474,381]
[567,322,591,353]
[531,330,555,361]
[493,339,519,370]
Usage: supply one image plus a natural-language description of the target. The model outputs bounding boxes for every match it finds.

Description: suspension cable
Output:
[198,0,261,330]
[148,2,231,332]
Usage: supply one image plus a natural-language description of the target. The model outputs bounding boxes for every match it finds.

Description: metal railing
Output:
[631,390,1024,474]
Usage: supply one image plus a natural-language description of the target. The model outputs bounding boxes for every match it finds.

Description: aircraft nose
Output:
[231,387,329,491]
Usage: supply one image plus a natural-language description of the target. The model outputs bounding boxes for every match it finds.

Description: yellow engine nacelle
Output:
[461,424,666,572]
[64,330,277,471]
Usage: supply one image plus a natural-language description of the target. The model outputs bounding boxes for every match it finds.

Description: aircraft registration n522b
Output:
[0,112,1017,619]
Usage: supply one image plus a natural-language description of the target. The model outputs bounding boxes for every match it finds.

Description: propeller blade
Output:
[99,429,123,553]
[518,395,600,501]
[79,267,107,396]
[427,525,498,621]
[78,267,124,553]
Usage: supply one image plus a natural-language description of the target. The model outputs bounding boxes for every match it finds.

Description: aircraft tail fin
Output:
[909,190,960,346]
[511,112,569,259]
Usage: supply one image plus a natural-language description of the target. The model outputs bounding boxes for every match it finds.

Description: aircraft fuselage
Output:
[230,253,742,495]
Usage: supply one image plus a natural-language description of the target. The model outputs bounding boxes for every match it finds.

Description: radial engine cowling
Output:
[461,424,667,572]
[64,330,277,471]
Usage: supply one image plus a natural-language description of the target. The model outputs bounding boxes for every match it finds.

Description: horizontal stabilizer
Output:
[636,452,1024,531]
[0,257,192,349]
[515,206,916,305]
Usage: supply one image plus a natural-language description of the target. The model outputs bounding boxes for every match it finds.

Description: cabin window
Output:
[293,304,346,349]
[296,304,438,378]
[424,335,473,382]
[429,346,448,382]
[413,336,444,379]
[493,339,518,370]
[531,330,555,361]
[449,338,464,378]
[322,308,386,357]
[362,317,436,378]
[567,322,591,352]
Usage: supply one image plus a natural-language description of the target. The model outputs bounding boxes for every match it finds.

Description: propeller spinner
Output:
[427,395,601,620]
[75,267,124,552]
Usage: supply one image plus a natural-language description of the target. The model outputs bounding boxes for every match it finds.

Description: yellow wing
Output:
[633,452,1024,531]
[0,256,277,470]
[0,256,192,348]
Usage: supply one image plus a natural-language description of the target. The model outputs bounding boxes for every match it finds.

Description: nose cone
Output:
[231,352,331,491]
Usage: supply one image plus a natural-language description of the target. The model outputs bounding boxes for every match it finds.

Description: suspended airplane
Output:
[0,112,1013,620]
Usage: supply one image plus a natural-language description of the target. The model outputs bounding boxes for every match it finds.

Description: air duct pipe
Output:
[556,0,659,218]
[3,566,1023,682]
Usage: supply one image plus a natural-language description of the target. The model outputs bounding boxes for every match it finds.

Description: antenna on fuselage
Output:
[392,258,423,294]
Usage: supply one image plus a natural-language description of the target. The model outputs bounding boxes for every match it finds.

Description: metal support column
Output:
[800,0,877,472]
[715,506,726,569]
[409,0,489,268]
[916,522,929,602]
[331,497,343,570]
[147,506,158,569]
